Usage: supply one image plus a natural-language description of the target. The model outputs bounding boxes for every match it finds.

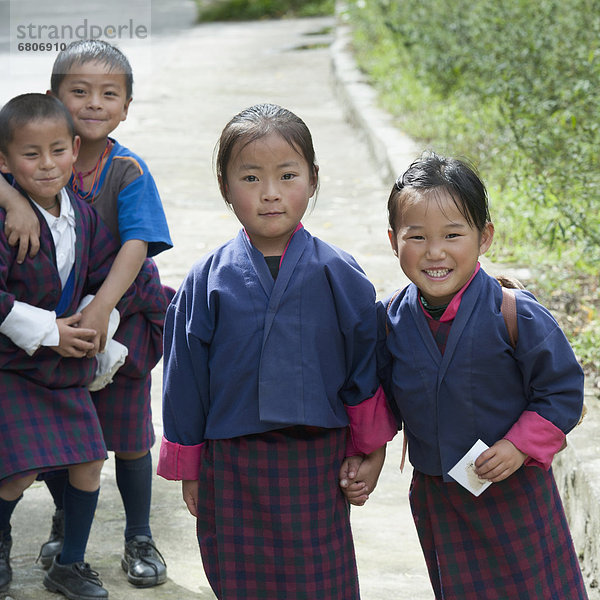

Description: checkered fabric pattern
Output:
[196,426,360,599]
[0,370,106,482]
[91,259,174,452]
[92,369,153,453]
[409,467,588,599]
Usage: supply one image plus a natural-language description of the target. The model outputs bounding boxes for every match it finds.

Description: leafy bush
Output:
[344,0,600,370]
[344,0,600,263]
[196,0,334,21]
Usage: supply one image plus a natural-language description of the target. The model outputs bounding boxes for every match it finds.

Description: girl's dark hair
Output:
[215,103,318,203]
[50,39,133,99]
[0,93,75,153]
[388,152,490,233]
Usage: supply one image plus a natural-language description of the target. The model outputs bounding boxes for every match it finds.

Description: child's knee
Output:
[68,459,104,491]
[115,450,149,461]
[0,473,37,500]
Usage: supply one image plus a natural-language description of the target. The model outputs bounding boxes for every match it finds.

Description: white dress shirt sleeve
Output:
[0,300,59,355]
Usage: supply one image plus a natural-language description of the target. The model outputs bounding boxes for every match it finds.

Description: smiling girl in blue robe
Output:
[377,152,587,599]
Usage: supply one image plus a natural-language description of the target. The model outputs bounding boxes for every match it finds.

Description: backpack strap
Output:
[498,283,585,438]
[500,286,518,350]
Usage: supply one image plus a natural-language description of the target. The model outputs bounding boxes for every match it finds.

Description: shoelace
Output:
[73,562,104,587]
[128,539,167,572]
[49,512,64,539]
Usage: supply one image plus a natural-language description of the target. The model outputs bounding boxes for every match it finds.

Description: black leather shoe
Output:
[0,531,12,593]
[121,535,167,587]
[38,508,64,569]
[43,557,108,599]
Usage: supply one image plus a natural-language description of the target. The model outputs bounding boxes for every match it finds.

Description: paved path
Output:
[2,5,597,600]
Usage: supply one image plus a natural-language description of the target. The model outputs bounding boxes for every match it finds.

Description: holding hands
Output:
[339,445,386,506]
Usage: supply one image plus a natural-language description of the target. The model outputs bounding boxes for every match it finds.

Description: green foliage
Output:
[344,0,600,263]
[571,325,600,372]
[531,266,600,373]
[195,0,334,21]
[344,0,600,369]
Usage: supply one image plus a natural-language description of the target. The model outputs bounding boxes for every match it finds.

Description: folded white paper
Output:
[448,439,493,497]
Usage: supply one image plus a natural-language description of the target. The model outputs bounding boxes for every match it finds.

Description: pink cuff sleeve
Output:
[157,435,204,480]
[345,385,398,456]
[504,411,566,470]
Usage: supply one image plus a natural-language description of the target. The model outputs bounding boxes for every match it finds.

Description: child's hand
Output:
[52,313,97,357]
[4,193,40,263]
[79,299,112,355]
[339,445,387,506]
[342,480,370,506]
[339,454,364,488]
[182,479,199,517]
[474,439,527,482]
[340,455,369,506]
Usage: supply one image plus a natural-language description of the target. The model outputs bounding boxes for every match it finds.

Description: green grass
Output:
[195,0,334,21]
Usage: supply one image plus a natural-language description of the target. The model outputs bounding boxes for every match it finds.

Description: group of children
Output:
[0,38,589,600]
[0,41,172,599]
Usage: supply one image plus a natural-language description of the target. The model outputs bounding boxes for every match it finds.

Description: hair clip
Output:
[394,175,404,191]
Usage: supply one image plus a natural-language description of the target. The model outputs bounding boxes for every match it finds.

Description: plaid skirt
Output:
[92,371,154,452]
[91,311,162,452]
[0,371,107,482]
[410,467,588,599]
[196,426,360,600]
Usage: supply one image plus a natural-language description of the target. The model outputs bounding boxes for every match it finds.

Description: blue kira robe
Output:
[161,226,380,450]
[0,189,170,481]
[379,267,585,481]
[382,269,588,599]
[160,226,384,600]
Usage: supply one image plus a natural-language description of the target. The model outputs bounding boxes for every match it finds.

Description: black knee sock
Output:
[44,471,68,511]
[58,483,99,565]
[0,496,22,537]
[115,453,152,541]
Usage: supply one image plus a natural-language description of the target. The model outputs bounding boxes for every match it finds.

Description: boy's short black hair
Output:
[0,93,76,154]
[50,39,134,99]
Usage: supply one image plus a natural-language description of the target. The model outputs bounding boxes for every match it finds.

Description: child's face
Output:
[0,118,80,205]
[53,60,131,144]
[222,132,317,256]
[388,189,494,306]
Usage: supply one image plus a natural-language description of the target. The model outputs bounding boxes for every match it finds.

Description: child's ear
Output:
[310,164,319,196]
[388,228,399,257]
[72,136,81,162]
[121,97,133,122]
[479,222,495,255]
[218,176,229,203]
[0,152,11,174]
[46,89,54,97]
